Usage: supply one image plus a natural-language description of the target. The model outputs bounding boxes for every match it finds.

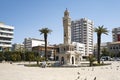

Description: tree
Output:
[101,48,109,56]
[11,53,17,61]
[94,25,108,64]
[25,51,34,61]
[0,52,5,61]
[11,51,21,61]
[27,52,35,63]
[88,54,96,66]
[4,51,11,61]
[39,28,52,61]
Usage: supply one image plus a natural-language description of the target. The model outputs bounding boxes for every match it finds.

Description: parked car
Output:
[112,57,120,61]
[100,56,111,61]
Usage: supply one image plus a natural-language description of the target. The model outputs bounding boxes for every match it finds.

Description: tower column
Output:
[63,9,71,44]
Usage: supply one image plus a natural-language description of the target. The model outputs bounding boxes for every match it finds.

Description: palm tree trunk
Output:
[37,53,39,65]
[97,34,101,64]
[44,34,47,61]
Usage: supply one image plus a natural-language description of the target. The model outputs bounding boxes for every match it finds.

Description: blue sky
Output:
[0,0,120,44]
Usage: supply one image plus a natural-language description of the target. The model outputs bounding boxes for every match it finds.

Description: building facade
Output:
[32,45,56,60]
[12,43,24,51]
[112,27,120,42]
[71,18,94,56]
[94,42,120,57]
[94,42,110,56]
[0,22,14,51]
[107,42,120,57]
[23,38,45,51]
[72,42,85,56]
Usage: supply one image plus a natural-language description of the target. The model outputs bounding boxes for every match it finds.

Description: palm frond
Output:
[39,28,52,35]
[94,25,109,35]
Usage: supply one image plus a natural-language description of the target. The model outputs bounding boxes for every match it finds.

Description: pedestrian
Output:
[42,61,46,68]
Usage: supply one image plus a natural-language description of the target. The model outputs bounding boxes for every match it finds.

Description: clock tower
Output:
[63,8,71,44]
[56,9,83,66]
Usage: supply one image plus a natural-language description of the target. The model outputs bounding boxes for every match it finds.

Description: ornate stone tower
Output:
[63,8,71,44]
[56,9,83,66]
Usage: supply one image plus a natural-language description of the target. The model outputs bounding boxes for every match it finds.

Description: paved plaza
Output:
[0,61,120,80]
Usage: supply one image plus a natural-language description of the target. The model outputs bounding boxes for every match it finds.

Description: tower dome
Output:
[64,8,69,16]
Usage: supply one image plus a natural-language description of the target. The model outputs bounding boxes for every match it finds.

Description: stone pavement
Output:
[0,61,120,80]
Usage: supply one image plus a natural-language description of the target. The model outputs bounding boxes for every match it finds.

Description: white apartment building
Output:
[23,38,45,51]
[71,18,94,56]
[0,22,14,51]
[112,27,120,42]
[72,42,85,56]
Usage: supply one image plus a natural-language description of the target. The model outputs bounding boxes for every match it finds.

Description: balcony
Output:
[0,30,14,34]
[0,35,14,38]
[0,40,12,43]
[0,44,12,47]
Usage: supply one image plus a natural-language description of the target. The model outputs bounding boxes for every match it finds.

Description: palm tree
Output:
[39,28,52,61]
[94,25,108,64]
